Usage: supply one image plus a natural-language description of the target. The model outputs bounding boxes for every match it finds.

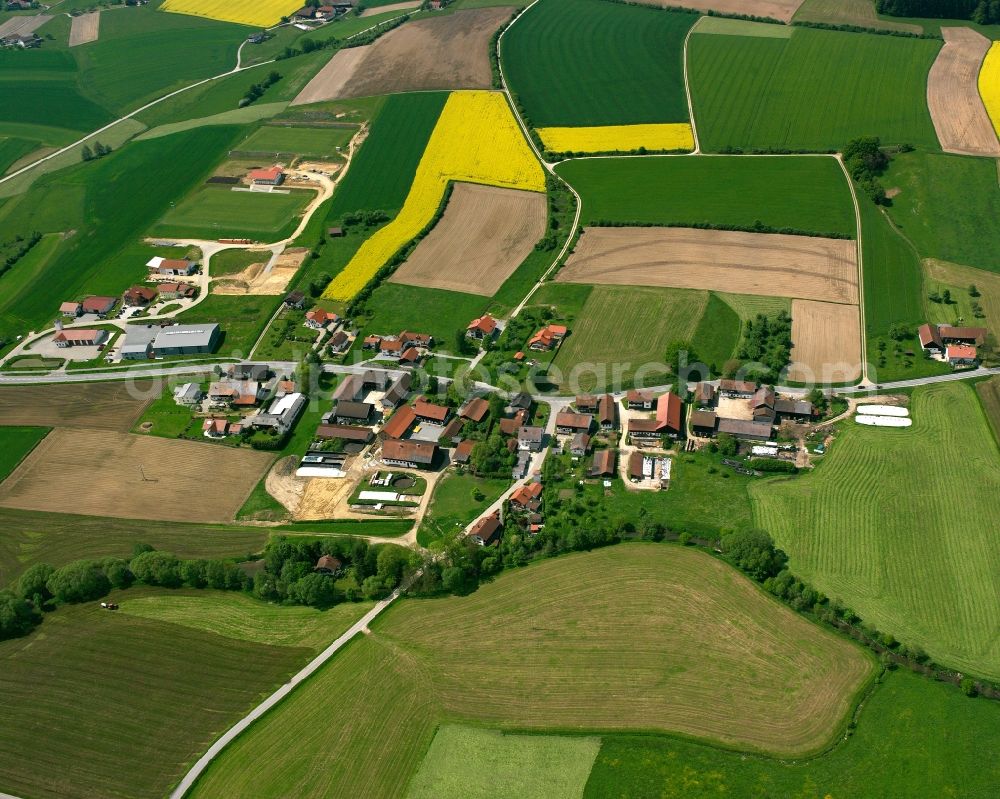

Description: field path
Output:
[168,588,407,798]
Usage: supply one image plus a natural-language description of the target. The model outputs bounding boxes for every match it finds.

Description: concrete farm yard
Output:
[2,0,1000,798]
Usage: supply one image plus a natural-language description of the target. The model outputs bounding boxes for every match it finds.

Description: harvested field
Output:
[292,8,512,105]
[787,299,861,383]
[360,0,419,14]
[68,11,100,47]
[634,0,803,22]
[793,0,923,34]
[0,381,152,431]
[0,428,274,523]
[927,28,1000,157]
[389,182,546,296]
[0,14,51,38]
[211,248,306,295]
[558,227,859,304]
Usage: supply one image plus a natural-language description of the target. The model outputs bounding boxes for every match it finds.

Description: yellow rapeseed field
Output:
[537,123,695,154]
[979,42,1000,136]
[323,91,545,302]
[161,0,300,28]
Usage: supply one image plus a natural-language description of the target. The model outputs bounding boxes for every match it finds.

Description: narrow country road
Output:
[168,587,406,799]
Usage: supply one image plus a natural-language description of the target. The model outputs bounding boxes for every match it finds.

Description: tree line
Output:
[877,0,1000,24]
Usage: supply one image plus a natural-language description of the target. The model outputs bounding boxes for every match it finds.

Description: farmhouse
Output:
[628,391,682,440]
[328,330,350,354]
[947,344,979,366]
[284,291,306,309]
[248,392,306,433]
[203,418,230,439]
[442,416,466,444]
[53,329,107,348]
[81,296,117,317]
[499,409,528,436]
[626,389,656,410]
[598,394,617,430]
[555,411,592,435]
[315,555,343,575]
[507,392,533,413]
[59,301,82,317]
[528,323,567,351]
[230,363,272,381]
[694,382,716,406]
[918,323,986,353]
[453,438,475,464]
[381,373,412,411]
[123,285,157,307]
[719,379,757,398]
[690,410,718,437]
[156,282,197,300]
[330,401,373,425]
[459,397,490,423]
[315,424,373,444]
[469,512,502,546]
[570,432,591,456]
[151,324,220,356]
[381,404,417,439]
[717,418,773,441]
[414,397,449,424]
[575,395,598,413]
[382,439,437,470]
[466,314,498,340]
[147,257,197,276]
[628,450,646,481]
[589,448,616,478]
[248,166,285,186]
[209,379,261,407]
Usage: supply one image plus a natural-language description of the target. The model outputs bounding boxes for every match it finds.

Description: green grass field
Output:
[501,0,696,127]
[692,292,741,373]
[0,136,39,175]
[977,375,1000,444]
[556,156,856,236]
[689,26,941,152]
[327,92,448,219]
[0,598,309,799]
[0,233,62,343]
[752,382,1000,679]
[860,196,924,334]
[544,284,708,392]
[418,472,510,547]
[174,293,280,355]
[0,426,49,482]
[0,126,240,340]
[884,150,1000,274]
[152,185,312,241]
[584,670,1000,798]
[237,124,356,158]
[189,546,872,798]
[120,590,374,650]
[406,725,600,799]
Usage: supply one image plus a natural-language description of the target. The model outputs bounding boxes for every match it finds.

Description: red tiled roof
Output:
[467,314,497,335]
[510,481,542,507]
[381,405,416,439]
[414,397,449,422]
[454,438,475,463]
[555,411,592,430]
[382,438,436,464]
[81,296,116,313]
[656,391,682,432]
[469,512,502,545]
[947,344,977,359]
[249,166,283,182]
[460,397,490,422]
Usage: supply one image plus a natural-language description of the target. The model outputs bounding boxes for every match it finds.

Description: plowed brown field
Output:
[0,429,274,523]
[787,299,861,383]
[388,182,546,296]
[0,382,153,430]
[68,11,100,47]
[633,0,803,22]
[558,227,859,304]
[291,7,513,105]
[927,27,1000,157]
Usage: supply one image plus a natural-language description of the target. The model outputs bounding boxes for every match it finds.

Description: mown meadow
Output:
[752,382,1000,680]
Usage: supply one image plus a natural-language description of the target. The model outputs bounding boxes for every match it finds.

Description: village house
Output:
[53,329,108,348]
[466,314,498,340]
[459,397,490,423]
[689,410,718,437]
[947,344,979,367]
[598,394,617,431]
[123,285,157,307]
[716,418,773,441]
[400,331,432,349]
[229,363,272,381]
[248,166,284,186]
[209,379,261,407]
[570,432,591,457]
[147,256,197,277]
[453,438,475,465]
[81,296,117,317]
[589,448,616,478]
[555,411,593,435]
[156,282,197,300]
[59,301,82,318]
[469,512,502,546]
[414,397,449,425]
[399,348,423,367]
[499,409,528,436]
[718,379,757,399]
[305,308,339,330]
[314,424,374,444]
[203,418,230,439]
[382,439,437,470]
[328,330,351,354]
[518,425,544,452]
[694,382,716,407]
[380,373,412,411]
[173,382,204,407]
[527,323,567,351]
[330,400,373,426]
[510,481,543,513]
[314,555,343,575]
[918,323,986,354]
[507,392,533,414]
[575,395,598,413]
[626,389,656,410]
[283,291,306,310]
[2,33,41,48]
[247,392,307,434]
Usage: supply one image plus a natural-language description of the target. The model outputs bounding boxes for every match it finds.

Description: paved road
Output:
[168,587,405,799]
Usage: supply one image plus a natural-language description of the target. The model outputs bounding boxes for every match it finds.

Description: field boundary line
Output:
[833,153,868,386]
[169,587,406,799]
[683,17,701,153]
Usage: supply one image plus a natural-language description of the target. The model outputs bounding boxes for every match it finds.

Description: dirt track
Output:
[291,7,513,105]
[635,0,803,22]
[68,11,100,47]
[787,299,862,383]
[389,182,546,296]
[211,248,306,295]
[0,428,274,523]
[927,27,1000,157]
[558,227,859,304]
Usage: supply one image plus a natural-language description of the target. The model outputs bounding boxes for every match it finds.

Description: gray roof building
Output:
[151,324,220,356]
[120,324,161,359]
